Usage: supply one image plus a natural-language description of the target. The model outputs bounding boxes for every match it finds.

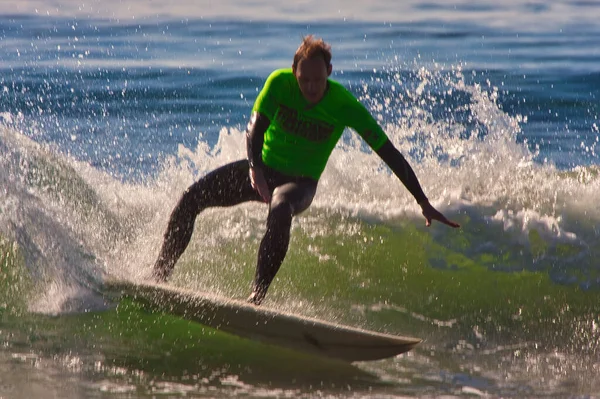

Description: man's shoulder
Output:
[271,67,293,75]
[267,68,294,81]
[326,78,359,103]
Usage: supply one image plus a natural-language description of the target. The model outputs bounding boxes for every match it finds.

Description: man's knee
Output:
[267,199,293,228]
[170,181,207,222]
[271,181,316,216]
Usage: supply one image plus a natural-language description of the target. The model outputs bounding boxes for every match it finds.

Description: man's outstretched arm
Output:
[375,139,460,228]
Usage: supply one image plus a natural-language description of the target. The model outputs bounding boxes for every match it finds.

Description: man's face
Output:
[294,56,332,104]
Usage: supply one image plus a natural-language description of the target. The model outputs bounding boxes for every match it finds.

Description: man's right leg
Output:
[152,160,261,281]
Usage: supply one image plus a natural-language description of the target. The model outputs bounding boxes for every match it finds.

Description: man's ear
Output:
[327,64,332,76]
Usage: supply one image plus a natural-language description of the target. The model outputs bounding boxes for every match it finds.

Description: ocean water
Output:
[0,0,599,397]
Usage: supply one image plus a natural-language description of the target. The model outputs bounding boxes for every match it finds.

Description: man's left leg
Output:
[248,179,317,305]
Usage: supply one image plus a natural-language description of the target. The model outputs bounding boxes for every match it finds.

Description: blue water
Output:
[0,1,599,397]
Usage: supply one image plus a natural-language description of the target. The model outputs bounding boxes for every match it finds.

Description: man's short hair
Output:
[293,35,332,69]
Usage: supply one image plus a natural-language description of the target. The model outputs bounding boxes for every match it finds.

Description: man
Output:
[152,35,460,305]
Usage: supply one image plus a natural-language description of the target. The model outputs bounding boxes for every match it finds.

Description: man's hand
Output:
[419,199,460,228]
[250,166,271,203]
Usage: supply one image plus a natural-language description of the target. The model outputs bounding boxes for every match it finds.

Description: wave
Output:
[1,59,599,303]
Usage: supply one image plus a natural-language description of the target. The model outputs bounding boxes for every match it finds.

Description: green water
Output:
[1,209,598,397]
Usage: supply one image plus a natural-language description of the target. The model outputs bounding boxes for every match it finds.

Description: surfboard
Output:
[103,279,422,362]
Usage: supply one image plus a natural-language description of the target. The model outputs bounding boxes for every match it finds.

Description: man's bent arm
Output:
[375,139,428,204]
[246,112,270,168]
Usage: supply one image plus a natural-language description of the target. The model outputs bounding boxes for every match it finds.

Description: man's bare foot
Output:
[246,290,265,306]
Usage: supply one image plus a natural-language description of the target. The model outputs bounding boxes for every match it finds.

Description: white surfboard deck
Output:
[103,279,422,362]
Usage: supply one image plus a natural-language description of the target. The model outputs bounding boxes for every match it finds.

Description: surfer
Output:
[152,35,460,305]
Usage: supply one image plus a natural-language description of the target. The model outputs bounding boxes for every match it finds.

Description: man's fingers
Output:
[260,187,271,203]
[437,215,460,228]
[250,168,271,203]
[423,207,461,228]
[442,219,460,228]
[447,220,461,228]
[257,181,271,203]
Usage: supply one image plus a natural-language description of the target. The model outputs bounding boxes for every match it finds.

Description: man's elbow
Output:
[247,112,270,132]
[375,138,396,159]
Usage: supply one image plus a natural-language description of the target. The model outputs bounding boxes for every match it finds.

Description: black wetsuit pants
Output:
[153,159,317,301]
